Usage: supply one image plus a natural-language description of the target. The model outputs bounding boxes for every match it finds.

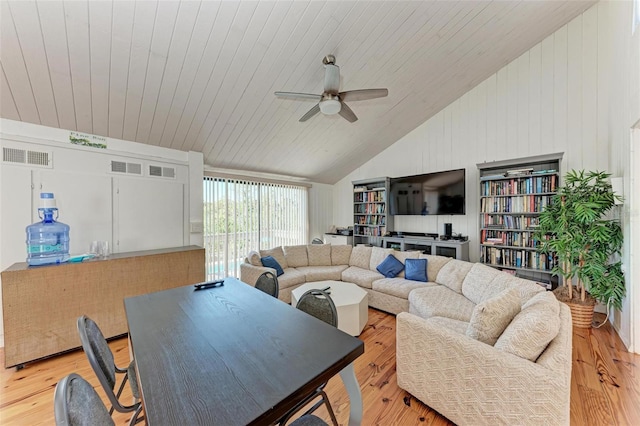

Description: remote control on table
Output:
[194,280,224,290]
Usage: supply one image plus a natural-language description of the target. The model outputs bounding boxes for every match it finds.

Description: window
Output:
[203,176,308,280]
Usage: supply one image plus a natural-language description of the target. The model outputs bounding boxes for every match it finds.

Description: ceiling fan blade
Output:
[275,92,322,101]
[338,102,358,123]
[339,88,388,102]
[324,64,340,94]
[299,104,321,122]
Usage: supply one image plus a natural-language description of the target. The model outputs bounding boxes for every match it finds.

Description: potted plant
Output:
[536,170,625,328]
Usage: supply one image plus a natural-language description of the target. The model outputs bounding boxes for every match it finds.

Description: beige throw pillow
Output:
[349,245,372,269]
[307,244,331,266]
[248,250,262,266]
[494,291,561,361]
[283,245,308,267]
[259,247,288,269]
[331,245,352,266]
[466,288,521,346]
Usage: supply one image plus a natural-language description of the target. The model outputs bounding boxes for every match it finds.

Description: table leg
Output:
[339,362,362,426]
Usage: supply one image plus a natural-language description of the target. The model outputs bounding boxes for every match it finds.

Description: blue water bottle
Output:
[26,193,70,266]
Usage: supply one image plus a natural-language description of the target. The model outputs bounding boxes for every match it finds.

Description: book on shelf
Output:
[353,187,365,192]
[506,168,533,176]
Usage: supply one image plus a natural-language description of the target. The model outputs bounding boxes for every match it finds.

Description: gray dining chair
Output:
[76,315,143,425]
[255,271,279,298]
[290,414,329,426]
[279,289,339,426]
[54,372,115,426]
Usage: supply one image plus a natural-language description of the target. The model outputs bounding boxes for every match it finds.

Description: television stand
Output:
[381,236,469,261]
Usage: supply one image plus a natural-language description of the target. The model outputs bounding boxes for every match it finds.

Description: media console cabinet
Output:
[1,245,205,368]
[381,236,469,261]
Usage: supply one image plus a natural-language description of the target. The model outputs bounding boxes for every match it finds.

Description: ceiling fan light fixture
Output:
[319,99,341,115]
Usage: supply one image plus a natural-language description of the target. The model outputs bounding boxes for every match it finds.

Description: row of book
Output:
[480,195,553,213]
[354,225,386,236]
[481,246,556,271]
[354,203,386,214]
[481,229,542,248]
[481,214,540,229]
[480,174,557,196]
[354,190,385,203]
[355,215,386,225]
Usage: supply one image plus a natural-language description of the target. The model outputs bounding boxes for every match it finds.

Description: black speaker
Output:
[444,223,452,237]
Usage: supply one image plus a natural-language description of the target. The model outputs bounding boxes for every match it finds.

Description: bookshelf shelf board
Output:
[481,211,542,215]
[485,264,554,274]
[480,192,557,198]
[480,244,541,251]
[355,224,384,228]
[353,213,385,216]
[480,227,538,232]
[354,201,385,205]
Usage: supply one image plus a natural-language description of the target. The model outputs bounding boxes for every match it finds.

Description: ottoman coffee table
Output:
[291,280,368,336]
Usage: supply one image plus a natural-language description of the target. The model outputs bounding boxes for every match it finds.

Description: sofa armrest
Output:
[396,312,569,426]
[239,262,274,286]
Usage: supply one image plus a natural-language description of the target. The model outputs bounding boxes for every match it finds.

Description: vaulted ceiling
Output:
[0,1,595,184]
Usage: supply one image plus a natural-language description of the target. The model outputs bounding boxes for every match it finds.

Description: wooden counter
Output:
[1,246,205,368]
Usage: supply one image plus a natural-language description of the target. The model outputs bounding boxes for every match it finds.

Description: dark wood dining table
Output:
[124,277,365,426]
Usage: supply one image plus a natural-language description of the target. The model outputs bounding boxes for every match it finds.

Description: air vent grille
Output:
[3,147,25,163]
[148,165,176,179]
[149,165,162,177]
[111,160,142,175]
[3,147,51,167]
[162,167,175,178]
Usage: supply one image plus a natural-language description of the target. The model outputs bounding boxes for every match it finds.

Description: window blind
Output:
[203,177,308,280]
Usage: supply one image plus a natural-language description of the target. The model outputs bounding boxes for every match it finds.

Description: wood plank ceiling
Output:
[0,1,595,184]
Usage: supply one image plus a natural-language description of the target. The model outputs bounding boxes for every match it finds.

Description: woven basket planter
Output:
[565,300,595,329]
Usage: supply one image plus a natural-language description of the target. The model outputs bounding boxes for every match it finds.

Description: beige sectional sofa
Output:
[240,244,572,425]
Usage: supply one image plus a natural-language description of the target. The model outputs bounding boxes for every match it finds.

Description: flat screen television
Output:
[389,169,465,215]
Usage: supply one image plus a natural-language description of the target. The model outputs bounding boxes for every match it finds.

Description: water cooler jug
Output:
[26,193,70,266]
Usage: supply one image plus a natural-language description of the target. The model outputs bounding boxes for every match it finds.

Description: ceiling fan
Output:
[275,54,388,123]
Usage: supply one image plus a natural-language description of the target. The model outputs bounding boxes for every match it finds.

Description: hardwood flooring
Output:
[0,309,638,425]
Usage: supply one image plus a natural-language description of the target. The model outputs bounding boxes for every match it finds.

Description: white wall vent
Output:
[3,147,52,167]
[149,165,176,179]
[110,160,143,175]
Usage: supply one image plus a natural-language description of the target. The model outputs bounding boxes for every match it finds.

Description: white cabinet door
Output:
[114,178,185,252]
[34,170,113,255]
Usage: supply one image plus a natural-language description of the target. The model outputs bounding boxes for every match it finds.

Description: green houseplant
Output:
[536,170,624,328]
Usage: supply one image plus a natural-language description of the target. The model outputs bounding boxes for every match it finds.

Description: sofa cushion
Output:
[461,263,503,304]
[376,254,404,278]
[466,288,521,346]
[331,245,352,266]
[277,268,307,290]
[369,247,393,271]
[349,245,372,269]
[489,273,546,305]
[296,265,347,282]
[307,244,331,266]
[372,278,436,299]
[248,250,262,266]
[404,258,427,282]
[495,291,561,361]
[435,259,474,294]
[261,256,284,276]
[419,254,452,283]
[342,266,384,289]
[259,247,288,269]
[283,245,308,267]
[427,316,469,335]
[409,286,476,322]
[393,251,420,278]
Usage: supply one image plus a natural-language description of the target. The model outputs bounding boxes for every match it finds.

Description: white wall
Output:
[0,118,204,347]
[334,1,638,350]
[308,183,334,241]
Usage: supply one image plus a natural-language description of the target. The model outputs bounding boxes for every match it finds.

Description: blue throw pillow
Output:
[261,256,284,276]
[405,258,428,282]
[376,254,404,278]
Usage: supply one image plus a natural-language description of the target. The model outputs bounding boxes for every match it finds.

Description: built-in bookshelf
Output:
[352,177,393,246]
[477,153,563,288]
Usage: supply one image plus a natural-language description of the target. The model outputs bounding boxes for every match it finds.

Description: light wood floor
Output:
[0,309,638,425]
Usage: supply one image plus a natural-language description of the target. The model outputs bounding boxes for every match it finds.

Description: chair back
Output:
[54,373,114,426]
[255,271,279,298]
[77,316,117,390]
[295,289,338,327]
